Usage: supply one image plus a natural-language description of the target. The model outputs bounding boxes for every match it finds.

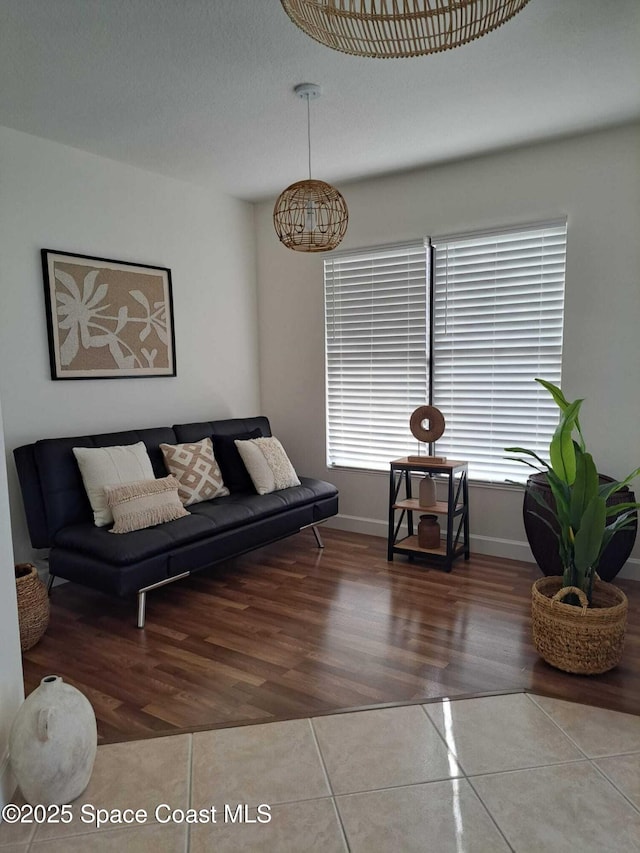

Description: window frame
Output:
[324,218,568,483]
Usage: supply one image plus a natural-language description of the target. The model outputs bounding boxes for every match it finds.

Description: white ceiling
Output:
[1,0,639,201]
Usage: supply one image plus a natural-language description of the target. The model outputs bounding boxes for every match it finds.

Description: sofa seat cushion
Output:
[53,476,337,567]
[187,477,338,528]
[54,513,215,566]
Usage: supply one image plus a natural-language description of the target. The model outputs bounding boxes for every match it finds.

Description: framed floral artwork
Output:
[41,250,176,380]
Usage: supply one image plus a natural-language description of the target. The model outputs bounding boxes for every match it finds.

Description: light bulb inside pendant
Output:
[305,199,316,232]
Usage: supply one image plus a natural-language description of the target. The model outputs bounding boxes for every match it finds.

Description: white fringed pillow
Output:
[234,437,300,495]
[105,476,189,534]
[73,442,155,527]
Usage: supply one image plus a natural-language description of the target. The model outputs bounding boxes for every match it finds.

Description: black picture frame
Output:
[41,249,177,380]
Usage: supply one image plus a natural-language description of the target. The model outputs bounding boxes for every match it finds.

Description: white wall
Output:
[0,393,24,807]
[255,123,640,579]
[0,126,260,562]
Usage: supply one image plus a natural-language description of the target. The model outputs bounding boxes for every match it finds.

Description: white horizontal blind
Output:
[325,241,429,470]
[432,220,567,483]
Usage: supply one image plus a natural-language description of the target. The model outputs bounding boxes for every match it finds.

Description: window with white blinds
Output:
[324,241,429,470]
[432,219,567,483]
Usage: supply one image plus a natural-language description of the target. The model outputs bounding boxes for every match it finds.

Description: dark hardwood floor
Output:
[21,528,640,743]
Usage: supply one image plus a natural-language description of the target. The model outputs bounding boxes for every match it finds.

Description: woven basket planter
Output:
[531,576,628,675]
[15,563,50,652]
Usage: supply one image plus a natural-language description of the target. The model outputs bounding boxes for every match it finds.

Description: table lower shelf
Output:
[392,534,447,556]
[392,499,452,515]
[390,535,468,566]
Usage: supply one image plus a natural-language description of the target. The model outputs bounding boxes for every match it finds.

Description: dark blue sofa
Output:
[14,416,338,627]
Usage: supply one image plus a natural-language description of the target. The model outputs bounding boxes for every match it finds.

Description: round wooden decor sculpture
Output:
[410,406,445,444]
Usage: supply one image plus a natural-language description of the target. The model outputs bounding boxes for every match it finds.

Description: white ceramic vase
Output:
[418,475,436,507]
[9,675,97,805]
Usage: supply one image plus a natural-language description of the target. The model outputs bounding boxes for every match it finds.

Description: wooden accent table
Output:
[387,457,470,571]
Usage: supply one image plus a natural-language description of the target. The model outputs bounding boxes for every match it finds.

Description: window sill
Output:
[326,464,526,491]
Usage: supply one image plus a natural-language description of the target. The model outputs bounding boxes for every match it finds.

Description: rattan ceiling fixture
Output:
[280,0,531,59]
[273,83,348,253]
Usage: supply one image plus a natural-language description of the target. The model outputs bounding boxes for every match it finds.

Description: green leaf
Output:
[569,450,598,532]
[545,474,572,562]
[605,501,640,519]
[504,447,550,469]
[599,467,640,502]
[527,510,561,542]
[535,378,569,410]
[535,378,585,450]
[587,566,596,603]
[599,511,638,559]
[545,470,571,525]
[549,399,582,483]
[563,563,577,589]
[504,457,546,473]
[573,495,607,574]
[525,483,554,513]
[604,509,638,536]
[573,561,587,593]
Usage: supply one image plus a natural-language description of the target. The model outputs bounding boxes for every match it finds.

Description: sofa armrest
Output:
[14,443,51,548]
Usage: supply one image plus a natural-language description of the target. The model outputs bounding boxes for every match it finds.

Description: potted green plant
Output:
[506,378,640,674]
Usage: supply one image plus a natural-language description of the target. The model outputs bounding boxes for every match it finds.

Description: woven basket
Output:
[15,563,50,651]
[531,576,628,675]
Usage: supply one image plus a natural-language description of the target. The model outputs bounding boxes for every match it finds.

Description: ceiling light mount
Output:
[281,0,531,60]
[273,83,348,253]
[294,82,321,100]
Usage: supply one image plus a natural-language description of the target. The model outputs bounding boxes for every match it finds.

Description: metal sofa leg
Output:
[136,571,191,628]
[137,591,147,629]
[47,574,55,595]
[311,524,325,549]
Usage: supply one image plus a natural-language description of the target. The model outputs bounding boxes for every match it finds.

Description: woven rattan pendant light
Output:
[280,0,531,59]
[273,83,348,253]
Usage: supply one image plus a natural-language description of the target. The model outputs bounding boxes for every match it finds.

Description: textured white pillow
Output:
[105,476,189,534]
[234,437,300,495]
[73,441,155,527]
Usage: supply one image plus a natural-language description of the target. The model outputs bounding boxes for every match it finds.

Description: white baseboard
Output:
[325,514,388,538]
[0,752,15,812]
[618,557,640,582]
[325,514,640,581]
[326,514,534,562]
[468,534,535,563]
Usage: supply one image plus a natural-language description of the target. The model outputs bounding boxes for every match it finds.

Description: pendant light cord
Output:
[306,94,312,181]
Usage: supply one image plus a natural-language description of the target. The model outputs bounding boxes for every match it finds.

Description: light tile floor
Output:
[1,692,639,852]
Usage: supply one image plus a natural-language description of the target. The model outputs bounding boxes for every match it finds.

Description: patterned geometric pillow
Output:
[234,437,300,495]
[105,476,189,534]
[160,437,229,506]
